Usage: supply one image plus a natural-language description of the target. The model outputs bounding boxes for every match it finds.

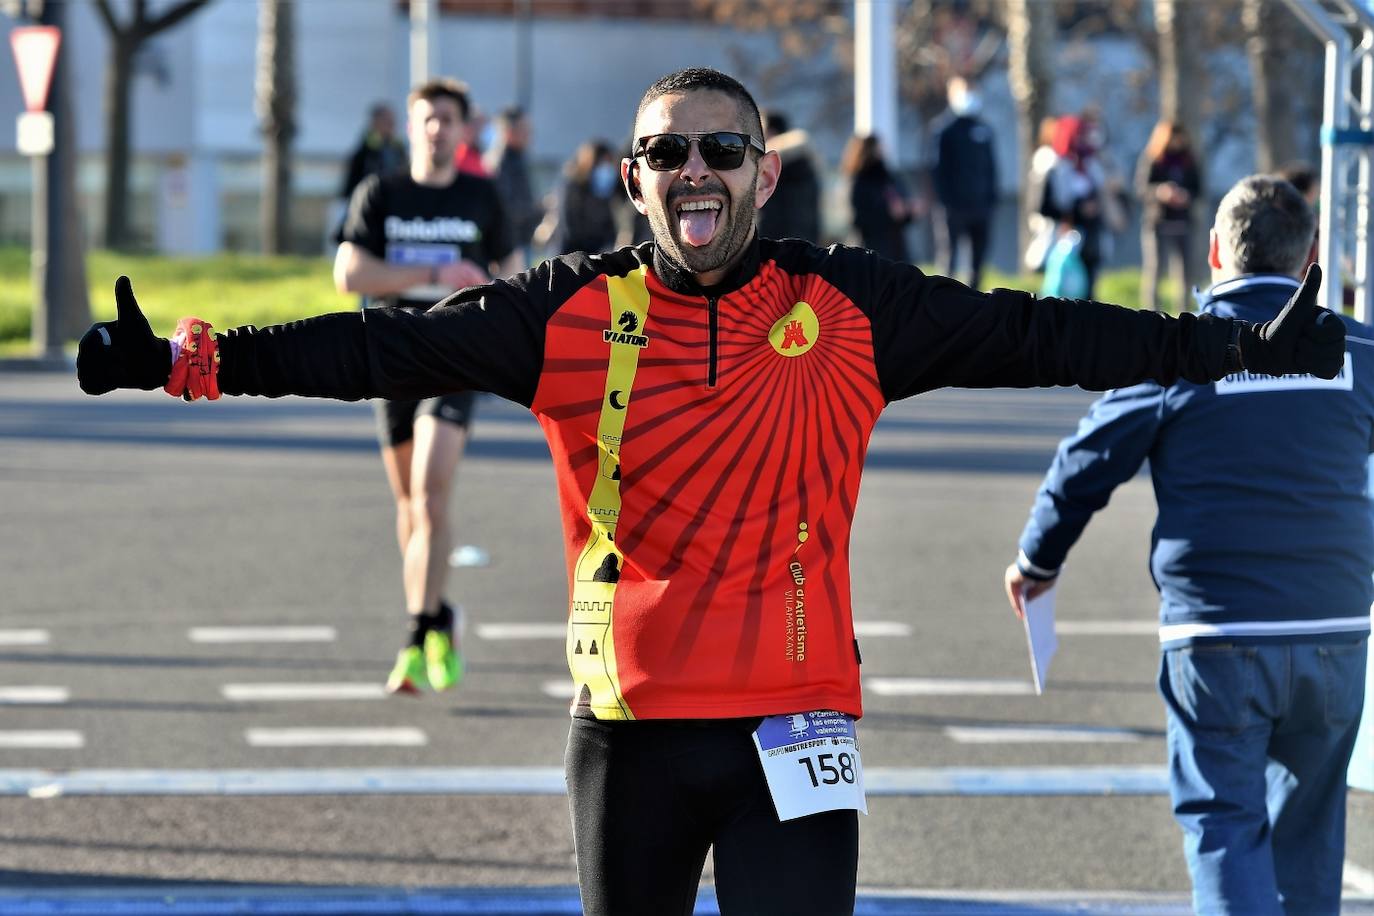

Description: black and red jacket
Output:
[216,237,1236,721]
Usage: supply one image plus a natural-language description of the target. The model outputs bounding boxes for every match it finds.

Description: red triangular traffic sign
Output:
[10,26,61,113]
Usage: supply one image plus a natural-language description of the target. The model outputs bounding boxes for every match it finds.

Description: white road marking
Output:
[0,629,49,646]
[0,687,68,704]
[867,677,1033,696]
[0,731,83,749]
[186,623,336,645]
[1347,860,1374,894]
[221,683,386,702]
[245,728,426,748]
[945,725,1146,743]
[853,621,912,637]
[541,680,576,699]
[478,622,565,640]
[0,765,1175,796]
[482,621,912,640]
[1057,620,1157,635]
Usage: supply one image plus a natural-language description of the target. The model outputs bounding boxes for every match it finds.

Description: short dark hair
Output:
[1275,161,1316,198]
[1214,175,1317,276]
[763,110,789,136]
[633,68,763,140]
[499,104,526,125]
[408,77,471,122]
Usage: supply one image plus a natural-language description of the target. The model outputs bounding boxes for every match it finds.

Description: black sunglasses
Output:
[633,131,766,172]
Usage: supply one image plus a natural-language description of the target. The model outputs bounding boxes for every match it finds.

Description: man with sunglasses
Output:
[78,68,1343,916]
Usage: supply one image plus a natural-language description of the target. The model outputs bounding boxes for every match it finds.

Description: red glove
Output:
[164,317,221,401]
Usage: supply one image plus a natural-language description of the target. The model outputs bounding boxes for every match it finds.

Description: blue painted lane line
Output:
[0,766,1168,798]
[5,887,1371,915]
[0,886,1208,916]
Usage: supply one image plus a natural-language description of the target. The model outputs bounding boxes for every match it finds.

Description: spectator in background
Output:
[1023,114,1061,272]
[1006,174,1366,916]
[341,102,408,204]
[840,133,914,262]
[1040,115,1109,298]
[758,110,822,243]
[537,139,620,256]
[930,76,998,289]
[454,102,489,177]
[1136,120,1201,311]
[1079,104,1131,259]
[1277,162,1318,207]
[1277,162,1319,267]
[484,106,541,266]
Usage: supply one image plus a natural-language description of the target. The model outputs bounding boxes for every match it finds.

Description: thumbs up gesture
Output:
[76,277,171,395]
[1239,264,1346,379]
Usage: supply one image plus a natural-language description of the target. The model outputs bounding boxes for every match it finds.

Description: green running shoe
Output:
[386,646,428,696]
[424,627,464,691]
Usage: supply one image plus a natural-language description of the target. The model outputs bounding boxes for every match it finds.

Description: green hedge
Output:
[0,246,1184,354]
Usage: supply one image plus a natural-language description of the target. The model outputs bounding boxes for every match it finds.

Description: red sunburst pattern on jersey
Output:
[530,260,885,717]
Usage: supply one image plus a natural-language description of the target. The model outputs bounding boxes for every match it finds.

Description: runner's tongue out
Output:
[679,207,719,247]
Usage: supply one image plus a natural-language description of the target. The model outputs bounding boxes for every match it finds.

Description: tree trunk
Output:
[1244,0,1319,171]
[103,39,135,250]
[1156,0,1208,285]
[1155,0,1203,137]
[256,0,295,254]
[1004,0,1055,262]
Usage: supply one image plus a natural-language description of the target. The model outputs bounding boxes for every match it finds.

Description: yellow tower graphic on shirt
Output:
[568,266,650,720]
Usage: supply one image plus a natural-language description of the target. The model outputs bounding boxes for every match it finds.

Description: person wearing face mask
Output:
[539,139,621,257]
[77,68,1345,916]
[1041,114,1111,298]
[929,75,999,289]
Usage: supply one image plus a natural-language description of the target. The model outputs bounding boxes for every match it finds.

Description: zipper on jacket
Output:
[706,295,719,389]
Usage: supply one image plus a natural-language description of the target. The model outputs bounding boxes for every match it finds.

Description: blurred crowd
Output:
[338,77,1318,308]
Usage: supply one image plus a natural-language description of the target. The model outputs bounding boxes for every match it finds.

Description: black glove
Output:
[1238,263,1345,379]
[76,276,172,395]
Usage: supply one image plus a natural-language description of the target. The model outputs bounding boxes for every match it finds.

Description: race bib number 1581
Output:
[753,710,867,822]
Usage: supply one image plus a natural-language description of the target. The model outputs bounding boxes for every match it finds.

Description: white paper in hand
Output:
[1022,585,1059,694]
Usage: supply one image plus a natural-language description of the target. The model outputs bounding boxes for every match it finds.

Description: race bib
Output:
[753,710,867,822]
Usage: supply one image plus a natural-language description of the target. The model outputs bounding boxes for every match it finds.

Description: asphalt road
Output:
[0,367,1369,911]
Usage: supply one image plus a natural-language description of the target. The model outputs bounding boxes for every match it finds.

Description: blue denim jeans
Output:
[1158,638,1368,916]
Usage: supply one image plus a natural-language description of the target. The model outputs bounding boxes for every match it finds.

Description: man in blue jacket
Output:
[1005,174,1371,916]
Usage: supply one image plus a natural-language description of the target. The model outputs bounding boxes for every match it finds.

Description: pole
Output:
[409,0,436,86]
[853,0,899,163]
[515,0,532,112]
[31,0,66,361]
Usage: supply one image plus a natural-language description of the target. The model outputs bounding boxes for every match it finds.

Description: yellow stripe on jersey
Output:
[567,266,651,720]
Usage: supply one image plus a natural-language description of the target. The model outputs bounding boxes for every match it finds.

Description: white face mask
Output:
[951,90,982,117]
[591,162,618,197]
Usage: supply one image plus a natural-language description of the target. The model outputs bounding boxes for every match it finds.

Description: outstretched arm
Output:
[866,261,1342,400]
[77,261,562,407]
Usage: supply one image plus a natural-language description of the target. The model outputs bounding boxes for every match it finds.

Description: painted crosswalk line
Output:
[0,629,49,646]
[867,677,1034,696]
[0,686,68,704]
[189,626,337,643]
[1056,620,1157,635]
[485,620,912,640]
[221,683,387,701]
[245,728,427,747]
[478,622,565,640]
[0,731,83,749]
[945,725,1147,743]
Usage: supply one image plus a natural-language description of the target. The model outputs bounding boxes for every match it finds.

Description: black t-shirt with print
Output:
[340,171,514,309]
